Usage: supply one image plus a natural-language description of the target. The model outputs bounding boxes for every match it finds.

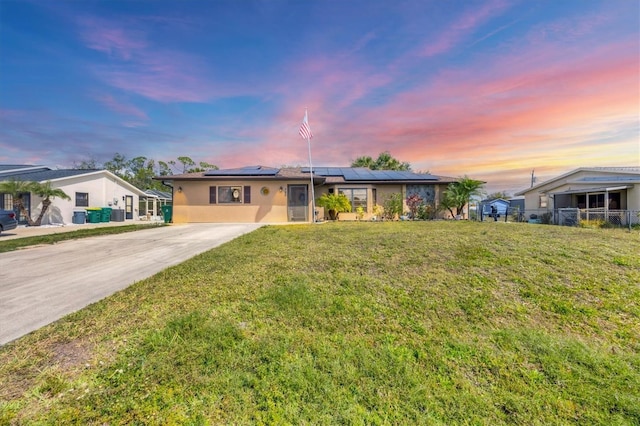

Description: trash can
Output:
[72,211,86,224]
[161,205,173,223]
[111,209,125,222]
[101,207,112,222]
[86,208,102,223]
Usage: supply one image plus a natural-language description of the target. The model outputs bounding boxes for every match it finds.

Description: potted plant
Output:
[316,193,351,220]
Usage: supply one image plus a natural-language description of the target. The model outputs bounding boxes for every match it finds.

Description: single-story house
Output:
[0,165,148,225]
[157,166,459,223]
[142,189,172,221]
[514,167,640,225]
[479,198,510,221]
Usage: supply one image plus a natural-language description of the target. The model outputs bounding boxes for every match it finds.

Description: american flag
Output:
[299,110,313,140]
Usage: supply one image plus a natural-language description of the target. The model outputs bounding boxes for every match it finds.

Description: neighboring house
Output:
[479,198,510,221]
[142,189,172,221]
[515,167,640,225]
[0,165,148,225]
[157,165,459,223]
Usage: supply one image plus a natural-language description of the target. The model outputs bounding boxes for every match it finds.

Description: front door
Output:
[287,185,308,222]
[125,196,133,219]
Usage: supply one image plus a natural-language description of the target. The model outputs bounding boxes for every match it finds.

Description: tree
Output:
[73,157,100,169]
[441,176,485,219]
[103,153,127,175]
[351,151,411,171]
[31,181,71,226]
[316,193,351,220]
[0,179,36,225]
[486,191,510,200]
[127,156,157,190]
[351,155,376,169]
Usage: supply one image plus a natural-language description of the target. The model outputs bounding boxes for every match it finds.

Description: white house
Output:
[0,165,148,225]
[515,167,640,225]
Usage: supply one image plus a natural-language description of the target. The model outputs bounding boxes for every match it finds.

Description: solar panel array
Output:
[205,166,279,176]
[301,167,437,181]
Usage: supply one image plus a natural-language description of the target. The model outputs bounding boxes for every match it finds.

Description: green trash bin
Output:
[86,208,101,223]
[101,207,112,222]
[161,205,173,223]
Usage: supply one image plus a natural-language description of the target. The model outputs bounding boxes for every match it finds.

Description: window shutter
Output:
[209,186,216,204]
[243,186,251,204]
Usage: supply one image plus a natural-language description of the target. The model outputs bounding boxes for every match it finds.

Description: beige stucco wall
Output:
[172,179,457,223]
[315,183,452,221]
[172,180,312,223]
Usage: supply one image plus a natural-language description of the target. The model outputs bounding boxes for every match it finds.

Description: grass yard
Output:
[1,221,639,424]
[0,223,164,253]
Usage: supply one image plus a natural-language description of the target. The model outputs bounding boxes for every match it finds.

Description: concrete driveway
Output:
[0,223,262,345]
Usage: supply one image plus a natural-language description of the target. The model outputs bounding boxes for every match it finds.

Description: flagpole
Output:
[306,117,316,223]
[299,108,315,223]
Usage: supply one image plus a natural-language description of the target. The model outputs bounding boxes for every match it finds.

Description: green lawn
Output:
[1,222,639,424]
[0,223,164,253]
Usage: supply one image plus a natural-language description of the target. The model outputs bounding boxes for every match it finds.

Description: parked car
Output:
[0,209,18,235]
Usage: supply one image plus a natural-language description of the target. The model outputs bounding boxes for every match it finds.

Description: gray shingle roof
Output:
[0,168,102,182]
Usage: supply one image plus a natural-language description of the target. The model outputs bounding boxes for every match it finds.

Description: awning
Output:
[550,185,632,196]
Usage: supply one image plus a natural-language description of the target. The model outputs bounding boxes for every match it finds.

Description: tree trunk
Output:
[14,200,36,226]
[33,198,52,226]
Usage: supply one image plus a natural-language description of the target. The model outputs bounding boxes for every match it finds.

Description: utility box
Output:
[111,209,125,222]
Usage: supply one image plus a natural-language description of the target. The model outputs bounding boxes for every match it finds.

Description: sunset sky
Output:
[1,0,638,194]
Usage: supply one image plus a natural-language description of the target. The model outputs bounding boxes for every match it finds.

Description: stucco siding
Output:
[30,173,141,225]
[172,180,307,223]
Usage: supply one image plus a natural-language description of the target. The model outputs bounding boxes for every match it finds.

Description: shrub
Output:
[406,193,423,219]
[382,193,403,220]
[316,193,351,220]
[417,203,436,220]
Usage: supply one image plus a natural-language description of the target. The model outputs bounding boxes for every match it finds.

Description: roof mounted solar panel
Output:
[204,166,279,176]
[301,166,439,181]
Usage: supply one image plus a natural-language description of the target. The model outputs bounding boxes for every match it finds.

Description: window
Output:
[539,195,548,208]
[76,192,89,207]
[588,193,604,208]
[218,186,242,203]
[209,186,216,204]
[1,194,13,210]
[339,188,368,212]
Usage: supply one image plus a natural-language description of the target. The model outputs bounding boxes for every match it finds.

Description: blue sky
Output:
[1,0,638,193]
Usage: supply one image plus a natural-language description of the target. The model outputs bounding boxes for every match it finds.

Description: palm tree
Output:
[442,176,485,219]
[351,155,376,169]
[31,181,71,226]
[316,193,352,220]
[0,178,37,225]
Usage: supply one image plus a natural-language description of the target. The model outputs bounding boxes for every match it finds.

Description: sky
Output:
[0,0,638,195]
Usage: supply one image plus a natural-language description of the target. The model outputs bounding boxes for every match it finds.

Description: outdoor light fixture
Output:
[178,186,183,193]
[279,186,283,193]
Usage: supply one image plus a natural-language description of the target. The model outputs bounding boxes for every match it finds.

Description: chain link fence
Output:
[479,207,640,230]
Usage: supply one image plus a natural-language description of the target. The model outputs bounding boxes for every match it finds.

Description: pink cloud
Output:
[421,0,511,57]
[77,16,147,60]
[77,16,231,103]
[95,94,148,120]
[210,31,638,195]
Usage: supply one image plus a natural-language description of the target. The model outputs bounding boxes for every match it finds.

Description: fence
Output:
[479,207,640,229]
